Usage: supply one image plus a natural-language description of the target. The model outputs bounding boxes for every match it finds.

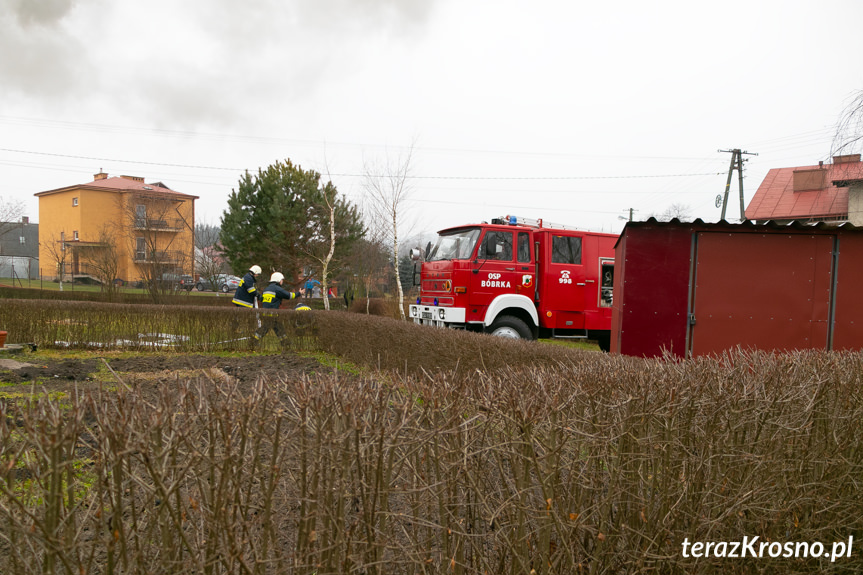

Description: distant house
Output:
[0,216,39,279]
[35,172,198,284]
[745,154,863,224]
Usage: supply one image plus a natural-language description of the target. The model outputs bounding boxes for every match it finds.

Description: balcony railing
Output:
[133,217,186,231]
[133,250,185,265]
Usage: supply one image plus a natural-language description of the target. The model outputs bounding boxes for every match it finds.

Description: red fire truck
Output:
[408,215,618,351]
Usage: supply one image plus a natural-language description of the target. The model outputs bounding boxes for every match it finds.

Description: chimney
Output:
[793,167,827,192]
[832,154,861,165]
[94,170,108,180]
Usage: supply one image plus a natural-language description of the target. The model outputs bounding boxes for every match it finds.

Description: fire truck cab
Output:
[408,215,617,351]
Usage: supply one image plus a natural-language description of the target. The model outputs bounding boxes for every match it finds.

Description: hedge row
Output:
[1,298,862,573]
[2,349,862,574]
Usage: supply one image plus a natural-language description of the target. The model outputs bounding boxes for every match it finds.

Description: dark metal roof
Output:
[616,217,863,248]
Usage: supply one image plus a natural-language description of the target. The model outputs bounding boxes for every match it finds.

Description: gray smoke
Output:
[0,0,89,99]
[0,0,434,129]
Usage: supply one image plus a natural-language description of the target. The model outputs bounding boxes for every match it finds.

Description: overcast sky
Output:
[2,0,862,240]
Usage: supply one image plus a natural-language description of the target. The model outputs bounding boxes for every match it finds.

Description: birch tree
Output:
[302,181,338,311]
[363,146,414,321]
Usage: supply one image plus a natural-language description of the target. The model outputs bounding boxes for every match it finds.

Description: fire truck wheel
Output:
[487,316,533,340]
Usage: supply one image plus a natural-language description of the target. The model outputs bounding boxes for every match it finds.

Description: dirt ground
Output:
[0,352,329,396]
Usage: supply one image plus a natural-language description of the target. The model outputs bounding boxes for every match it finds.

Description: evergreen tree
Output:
[219,159,364,285]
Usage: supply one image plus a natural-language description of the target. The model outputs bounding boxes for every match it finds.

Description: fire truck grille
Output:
[422,279,452,293]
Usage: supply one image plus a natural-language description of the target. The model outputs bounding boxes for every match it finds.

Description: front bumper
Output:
[409,305,466,327]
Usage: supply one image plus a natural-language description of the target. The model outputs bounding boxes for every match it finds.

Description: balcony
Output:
[133,217,185,232]
[133,250,185,265]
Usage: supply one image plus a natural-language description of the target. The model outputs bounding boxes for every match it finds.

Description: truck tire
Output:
[487,316,533,340]
[590,330,611,352]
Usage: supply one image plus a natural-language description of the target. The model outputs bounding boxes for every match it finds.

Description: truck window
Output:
[600,259,614,307]
[551,235,582,264]
[479,231,513,261]
[517,232,530,263]
[427,228,480,261]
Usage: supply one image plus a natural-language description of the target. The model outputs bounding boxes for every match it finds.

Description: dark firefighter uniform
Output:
[253,282,299,343]
[232,271,258,308]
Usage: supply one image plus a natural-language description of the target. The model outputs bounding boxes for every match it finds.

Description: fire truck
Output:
[408,215,617,351]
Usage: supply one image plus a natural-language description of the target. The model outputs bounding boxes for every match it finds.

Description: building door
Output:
[688,232,834,356]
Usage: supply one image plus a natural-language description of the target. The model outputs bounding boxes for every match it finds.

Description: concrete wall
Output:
[848,183,863,226]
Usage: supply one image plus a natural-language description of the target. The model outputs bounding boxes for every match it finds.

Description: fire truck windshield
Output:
[427,228,480,261]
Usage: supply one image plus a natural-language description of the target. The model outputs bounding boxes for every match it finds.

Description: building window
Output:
[72,197,78,206]
[136,205,146,227]
[19,236,25,245]
[73,231,79,241]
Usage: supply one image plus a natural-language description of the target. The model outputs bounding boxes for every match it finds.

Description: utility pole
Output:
[619,208,636,222]
[717,149,757,222]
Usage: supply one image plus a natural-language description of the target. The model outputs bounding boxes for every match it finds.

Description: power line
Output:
[0,147,723,181]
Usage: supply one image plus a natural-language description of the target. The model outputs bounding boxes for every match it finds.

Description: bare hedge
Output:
[1,299,862,573]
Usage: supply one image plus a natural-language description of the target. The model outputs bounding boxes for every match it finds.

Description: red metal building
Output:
[611,219,863,358]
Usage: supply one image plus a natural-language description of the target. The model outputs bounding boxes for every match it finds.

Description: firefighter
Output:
[252,272,299,347]
[232,265,262,308]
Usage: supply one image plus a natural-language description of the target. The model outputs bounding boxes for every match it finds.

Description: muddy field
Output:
[0,351,329,397]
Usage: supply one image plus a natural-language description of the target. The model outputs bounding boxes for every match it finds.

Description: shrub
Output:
[1,350,862,573]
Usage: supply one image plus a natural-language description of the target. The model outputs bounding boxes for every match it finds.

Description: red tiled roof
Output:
[35,174,199,199]
[745,158,863,221]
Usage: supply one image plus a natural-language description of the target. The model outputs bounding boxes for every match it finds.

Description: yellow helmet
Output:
[295,304,312,311]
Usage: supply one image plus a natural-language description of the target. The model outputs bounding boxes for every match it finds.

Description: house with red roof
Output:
[745,154,863,224]
[35,172,198,286]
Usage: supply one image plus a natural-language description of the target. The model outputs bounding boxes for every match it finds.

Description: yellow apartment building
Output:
[35,172,197,285]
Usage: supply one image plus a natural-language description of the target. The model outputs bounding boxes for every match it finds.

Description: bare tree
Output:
[195,223,227,291]
[832,91,863,158]
[80,225,122,300]
[363,145,415,321]
[346,232,390,314]
[118,191,194,301]
[0,196,25,242]
[310,182,338,311]
[651,203,692,222]
[42,231,70,291]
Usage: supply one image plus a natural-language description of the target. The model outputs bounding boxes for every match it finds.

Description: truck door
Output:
[470,230,523,308]
[515,231,535,301]
[543,233,585,329]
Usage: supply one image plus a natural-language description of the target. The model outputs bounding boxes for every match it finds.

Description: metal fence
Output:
[0,256,38,281]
